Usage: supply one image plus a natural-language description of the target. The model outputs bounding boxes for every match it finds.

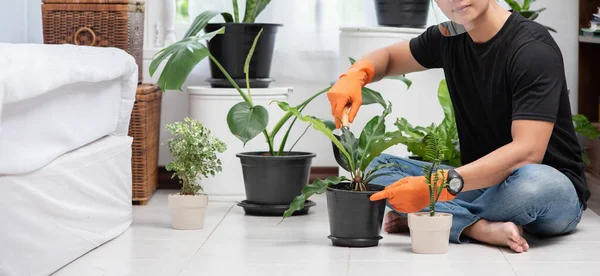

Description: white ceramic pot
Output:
[407,212,453,254]
[187,86,291,200]
[168,193,209,230]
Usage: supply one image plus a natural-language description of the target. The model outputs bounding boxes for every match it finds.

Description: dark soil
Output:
[329,182,384,192]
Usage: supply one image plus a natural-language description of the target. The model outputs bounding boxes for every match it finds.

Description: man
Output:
[327,0,589,253]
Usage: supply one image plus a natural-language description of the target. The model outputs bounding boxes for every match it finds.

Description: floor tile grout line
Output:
[346,248,351,276]
[175,203,235,276]
[498,246,519,276]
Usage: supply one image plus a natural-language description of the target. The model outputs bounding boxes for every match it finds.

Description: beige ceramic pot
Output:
[407,212,453,254]
[168,193,208,230]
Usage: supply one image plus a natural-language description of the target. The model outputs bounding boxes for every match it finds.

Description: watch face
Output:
[449,178,462,192]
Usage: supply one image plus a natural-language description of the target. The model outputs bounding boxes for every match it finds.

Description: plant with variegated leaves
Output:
[165,117,227,195]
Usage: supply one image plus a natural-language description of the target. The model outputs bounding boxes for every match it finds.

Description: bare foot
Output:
[464,219,529,253]
[383,211,409,233]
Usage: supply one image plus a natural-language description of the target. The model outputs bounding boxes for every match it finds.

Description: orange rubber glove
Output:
[369,170,457,214]
[327,60,375,128]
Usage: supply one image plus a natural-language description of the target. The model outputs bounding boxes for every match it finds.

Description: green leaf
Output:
[545,25,557,33]
[243,0,270,23]
[254,0,271,21]
[362,130,410,170]
[281,176,346,220]
[384,75,412,89]
[573,114,600,139]
[150,27,224,91]
[523,0,536,10]
[338,126,360,172]
[504,0,522,11]
[232,0,239,22]
[437,79,454,124]
[277,101,354,171]
[363,163,405,184]
[358,103,391,171]
[244,28,263,75]
[322,119,336,131]
[221,12,234,23]
[227,102,269,145]
[184,10,220,39]
[361,86,387,108]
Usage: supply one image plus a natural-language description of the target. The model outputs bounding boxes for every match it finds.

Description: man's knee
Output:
[366,153,397,172]
[505,164,576,202]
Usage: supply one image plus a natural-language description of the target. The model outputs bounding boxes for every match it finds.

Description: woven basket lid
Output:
[42,0,144,4]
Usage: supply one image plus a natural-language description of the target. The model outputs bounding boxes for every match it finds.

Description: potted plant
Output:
[406,125,453,254]
[165,117,227,230]
[279,102,414,247]
[151,29,392,215]
[374,0,431,28]
[395,79,461,166]
[183,0,280,88]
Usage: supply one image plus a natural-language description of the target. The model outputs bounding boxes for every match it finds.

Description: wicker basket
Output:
[41,0,145,83]
[129,84,162,205]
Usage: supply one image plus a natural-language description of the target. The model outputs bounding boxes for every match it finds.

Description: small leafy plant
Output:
[420,125,449,216]
[278,102,411,219]
[165,117,227,195]
[395,79,461,166]
[572,114,600,165]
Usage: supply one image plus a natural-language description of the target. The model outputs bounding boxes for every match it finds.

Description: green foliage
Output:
[165,118,227,195]
[394,79,461,167]
[279,103,409,219]
[501,0,556,32]
[281,176,349,220]
[572,114,600,166]
[421,126,448,216]
[573,114,600,140]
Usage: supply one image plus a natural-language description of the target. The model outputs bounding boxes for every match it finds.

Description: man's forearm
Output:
[454,141,542,191]
[360,48,393,82]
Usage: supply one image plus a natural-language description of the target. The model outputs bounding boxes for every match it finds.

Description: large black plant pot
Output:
[326,182,387,247]
[204,23,282,89]
[374,0,431,28]
[236,152,316,215]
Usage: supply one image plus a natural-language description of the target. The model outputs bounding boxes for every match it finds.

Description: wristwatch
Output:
[446,169,464,196]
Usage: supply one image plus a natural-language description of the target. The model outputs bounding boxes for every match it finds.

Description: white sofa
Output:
[0,43,138,276]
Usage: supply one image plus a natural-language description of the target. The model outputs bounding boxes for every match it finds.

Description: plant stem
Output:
[208,54,253,105]
[208,54,274,155]
[287,124,310,153]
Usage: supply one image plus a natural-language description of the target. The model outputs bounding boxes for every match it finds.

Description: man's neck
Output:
[466,3,512,43]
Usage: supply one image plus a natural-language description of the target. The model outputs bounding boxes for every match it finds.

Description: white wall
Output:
[0,0,42,43]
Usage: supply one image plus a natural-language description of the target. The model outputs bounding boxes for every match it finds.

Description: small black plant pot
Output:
[326,182,387,247]
[204,23,282,89]
[374,0,431,28]
[236,151,316,215]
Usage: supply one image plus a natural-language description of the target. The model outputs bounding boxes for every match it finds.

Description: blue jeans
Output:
[366,154,584,243]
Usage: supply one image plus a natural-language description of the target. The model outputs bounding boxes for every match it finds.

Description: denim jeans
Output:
[366,154,584,243]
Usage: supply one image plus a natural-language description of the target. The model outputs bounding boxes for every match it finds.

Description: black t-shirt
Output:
[409,12,590,208]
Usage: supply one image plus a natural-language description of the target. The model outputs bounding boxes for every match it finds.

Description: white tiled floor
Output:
[54,190,600,276]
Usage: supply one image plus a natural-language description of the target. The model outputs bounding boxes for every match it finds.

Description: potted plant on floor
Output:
[278,102,413,247]
[165,117,227,230]
[151,29,394,216]
[184,0,280,88]
[406,125,453,254]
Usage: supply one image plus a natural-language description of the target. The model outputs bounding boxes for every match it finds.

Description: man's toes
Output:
[508,240,524,253]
